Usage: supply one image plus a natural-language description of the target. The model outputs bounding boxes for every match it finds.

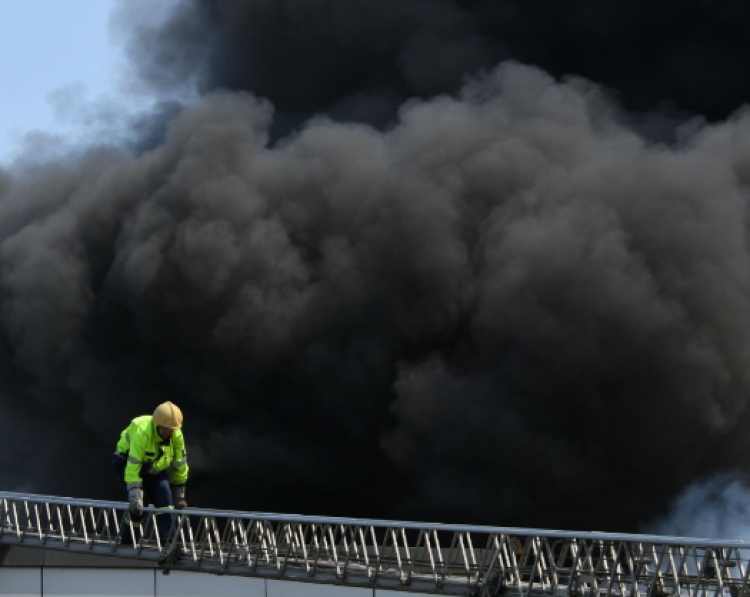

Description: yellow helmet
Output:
[153,401,183,429]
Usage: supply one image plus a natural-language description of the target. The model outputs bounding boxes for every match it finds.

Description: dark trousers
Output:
[112,454,175,541]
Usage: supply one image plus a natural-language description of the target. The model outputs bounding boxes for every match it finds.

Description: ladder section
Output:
[2,491,750,596]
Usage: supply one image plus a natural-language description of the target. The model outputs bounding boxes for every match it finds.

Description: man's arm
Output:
[170,433,189,508]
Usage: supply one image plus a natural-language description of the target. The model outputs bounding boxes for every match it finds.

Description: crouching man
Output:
[112,401,189,541]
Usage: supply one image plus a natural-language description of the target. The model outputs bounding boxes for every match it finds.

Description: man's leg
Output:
[142,470,175,542]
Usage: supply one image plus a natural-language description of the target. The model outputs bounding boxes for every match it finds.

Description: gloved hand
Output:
[128,487,143,516]
[171,485,187,509]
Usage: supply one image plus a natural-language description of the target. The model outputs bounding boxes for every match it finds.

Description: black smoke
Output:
[123,0,750,130]
[2,0,750,533]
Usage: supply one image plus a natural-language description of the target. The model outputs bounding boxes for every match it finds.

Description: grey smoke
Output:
[650,474,750,540]
[3,62,750,529]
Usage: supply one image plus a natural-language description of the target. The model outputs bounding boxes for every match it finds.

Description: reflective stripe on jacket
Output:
[115,415,189,490]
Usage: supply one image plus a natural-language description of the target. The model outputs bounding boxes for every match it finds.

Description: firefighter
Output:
[112,401,189,541]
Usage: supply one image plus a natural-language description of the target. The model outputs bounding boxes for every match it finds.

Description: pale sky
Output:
[0,0,125,164]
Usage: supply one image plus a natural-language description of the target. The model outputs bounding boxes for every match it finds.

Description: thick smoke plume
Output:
[3,0,750,534]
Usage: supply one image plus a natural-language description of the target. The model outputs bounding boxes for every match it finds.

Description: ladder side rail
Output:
[5,491,750,597]
[0,492,747,547]
[4,491,750,550]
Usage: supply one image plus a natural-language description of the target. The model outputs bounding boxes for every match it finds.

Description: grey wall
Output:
[0,548,424,597]
[0,569,420,597]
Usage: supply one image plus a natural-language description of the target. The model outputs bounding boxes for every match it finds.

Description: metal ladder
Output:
[2,490,749,596]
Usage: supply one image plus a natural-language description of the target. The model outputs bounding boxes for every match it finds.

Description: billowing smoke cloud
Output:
[3,1,750,533]
[3,63,750,531]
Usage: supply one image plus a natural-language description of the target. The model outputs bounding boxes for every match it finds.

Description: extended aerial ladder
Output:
[1,490,749,597]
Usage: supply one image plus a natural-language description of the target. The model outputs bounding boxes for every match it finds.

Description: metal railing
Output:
[2,490,750,596]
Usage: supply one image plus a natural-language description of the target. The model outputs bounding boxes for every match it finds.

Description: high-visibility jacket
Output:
[115,415,189,490]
